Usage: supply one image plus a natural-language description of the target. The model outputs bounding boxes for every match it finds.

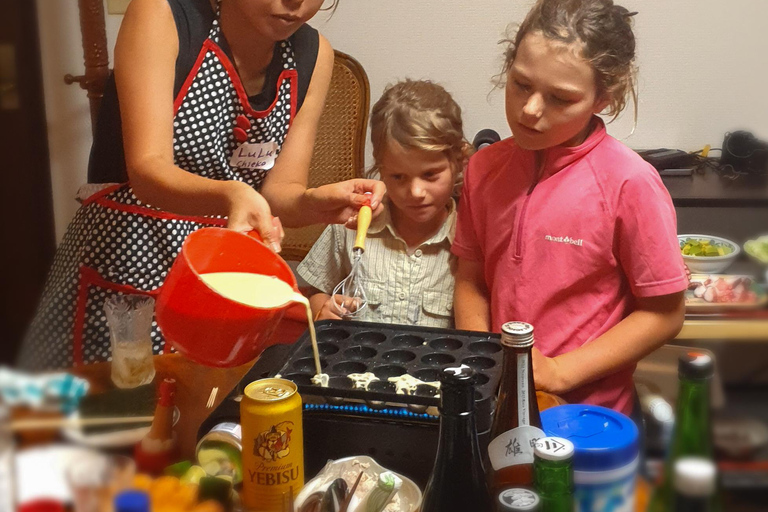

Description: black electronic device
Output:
[637,148,698,171]
[199,320,505,488]
[720,131,768,175]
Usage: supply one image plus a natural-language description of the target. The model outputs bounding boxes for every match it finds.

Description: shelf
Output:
[676,319,768,341]
[662,166,768,207]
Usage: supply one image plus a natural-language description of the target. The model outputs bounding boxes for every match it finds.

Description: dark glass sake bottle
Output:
[421,365,493,512]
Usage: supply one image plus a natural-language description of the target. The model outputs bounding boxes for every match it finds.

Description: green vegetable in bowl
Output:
[680,238,734,257]
[744,236,768,264]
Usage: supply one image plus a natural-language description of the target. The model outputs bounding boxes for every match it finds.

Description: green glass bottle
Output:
[648,352,719,512]
[533,437,574,512]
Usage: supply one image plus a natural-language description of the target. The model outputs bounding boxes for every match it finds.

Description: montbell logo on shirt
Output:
[544,235,584,246]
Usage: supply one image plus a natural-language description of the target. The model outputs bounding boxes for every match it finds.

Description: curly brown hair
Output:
[501,0,638,122]
[369,80,473,193]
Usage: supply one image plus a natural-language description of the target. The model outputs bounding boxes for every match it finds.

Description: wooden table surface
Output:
[28,318,657,510]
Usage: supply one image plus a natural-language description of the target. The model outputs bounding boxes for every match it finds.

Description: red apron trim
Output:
[173,37,213,114]
[81,184,123,206]
[93,194,227,227]
[73,266,160,367]
[173,39,298,121]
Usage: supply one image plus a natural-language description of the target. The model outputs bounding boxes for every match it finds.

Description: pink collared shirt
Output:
[452,119,688,415]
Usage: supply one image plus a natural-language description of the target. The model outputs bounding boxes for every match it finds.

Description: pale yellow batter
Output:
[199,272,327,384]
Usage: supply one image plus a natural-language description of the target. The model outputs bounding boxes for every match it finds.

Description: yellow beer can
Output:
[241,378,304,511]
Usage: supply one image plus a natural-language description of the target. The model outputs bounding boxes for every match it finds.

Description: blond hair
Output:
[369,80,472,191]
[501,0,638,123]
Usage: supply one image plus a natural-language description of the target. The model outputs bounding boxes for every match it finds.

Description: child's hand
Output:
[314,297,344,321]
[532,347,567,396]
[315,295,364,321]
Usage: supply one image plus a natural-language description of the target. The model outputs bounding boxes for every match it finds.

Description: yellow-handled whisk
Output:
[332,200,373,318]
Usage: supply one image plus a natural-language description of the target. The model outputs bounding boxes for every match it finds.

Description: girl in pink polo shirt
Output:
[452,0,689,417]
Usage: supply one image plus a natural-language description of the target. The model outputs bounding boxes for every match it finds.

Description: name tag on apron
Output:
[230,141,280,171]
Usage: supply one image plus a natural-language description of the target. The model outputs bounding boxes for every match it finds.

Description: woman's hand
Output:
[532,347,567,395]
[306,179,386,226]
[226,181,284,253]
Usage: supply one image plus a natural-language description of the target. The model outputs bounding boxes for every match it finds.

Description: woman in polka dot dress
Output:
[19,0,384,370]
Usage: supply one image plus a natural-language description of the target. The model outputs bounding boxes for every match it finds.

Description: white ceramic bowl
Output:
[679,234,740,274]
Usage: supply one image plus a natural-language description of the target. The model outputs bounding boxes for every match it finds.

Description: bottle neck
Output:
[497,345,539,427]
[674,494,712,512]
[434,410,484,472]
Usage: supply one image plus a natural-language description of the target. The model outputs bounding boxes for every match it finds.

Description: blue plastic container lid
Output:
[114,491,150,512]
[541,404,639,472]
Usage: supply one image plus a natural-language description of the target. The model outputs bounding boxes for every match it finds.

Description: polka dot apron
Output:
[20,1,298,370]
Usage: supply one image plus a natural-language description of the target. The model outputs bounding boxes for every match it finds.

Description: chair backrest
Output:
[279,50,371,261]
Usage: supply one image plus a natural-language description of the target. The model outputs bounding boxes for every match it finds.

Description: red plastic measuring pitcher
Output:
[155,227,300,367]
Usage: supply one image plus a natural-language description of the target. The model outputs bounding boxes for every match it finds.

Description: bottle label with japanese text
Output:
[488,425,546,470]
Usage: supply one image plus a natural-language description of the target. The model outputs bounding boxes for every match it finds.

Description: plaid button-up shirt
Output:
[297,201,457,328]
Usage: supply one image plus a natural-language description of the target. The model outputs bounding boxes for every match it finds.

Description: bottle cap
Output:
[18,500,66,512]
[679,352,714,380]
[501,322,534,347]
[534,437,575,462]
[114,491,151,512]
[674,457,717,498]
[644,396,674,423]
[497,488,540,511]
[438,365,476,415]
[541,404,639,472]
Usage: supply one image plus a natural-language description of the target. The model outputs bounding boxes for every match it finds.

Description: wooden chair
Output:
[67,4,370,262]
[280,50,370,261]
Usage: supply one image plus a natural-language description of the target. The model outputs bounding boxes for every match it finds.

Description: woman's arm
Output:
[115,0,285,249]
[454,257,492,332]
[259,36,385,228]
[533,291,685,395]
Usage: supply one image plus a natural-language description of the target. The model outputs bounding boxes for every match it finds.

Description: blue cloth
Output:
[0,367,89,413]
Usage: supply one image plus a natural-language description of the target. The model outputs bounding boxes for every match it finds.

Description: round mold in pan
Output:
[428,337,463,351]
[420,353,456,367]
[474,373,490,386]
[413,369,441,382]
[343,345,378,361]
[316,328,351,343]
[331,361,368,375]
[324,375,355,405]
[292,357,328,373]
[372,365,408,380]
[391,334,426,348]
[381,350,417,364]
[468,341,502,355]
[366,380,397,409]
[352,331,387,345]
[408,384,440,414]
[462,356,496,371]
[300,342,340,357]
[281,373,313,386]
